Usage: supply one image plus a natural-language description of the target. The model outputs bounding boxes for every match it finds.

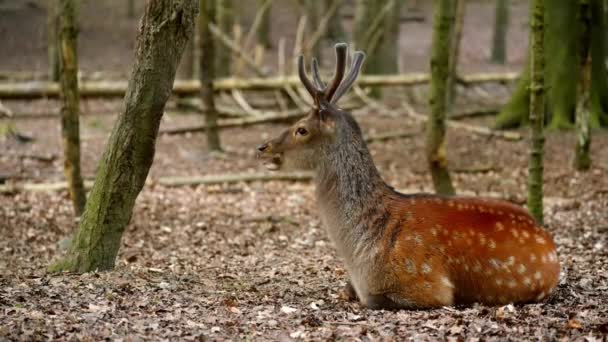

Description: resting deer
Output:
[257,43,560,309]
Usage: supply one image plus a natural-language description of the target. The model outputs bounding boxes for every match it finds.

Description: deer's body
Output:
[258,44,560,309]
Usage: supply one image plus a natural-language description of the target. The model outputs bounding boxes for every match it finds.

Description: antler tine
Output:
[311,58,326,90]
[324,43,348,102]
[330,51,366,105]
[297,55,320,104]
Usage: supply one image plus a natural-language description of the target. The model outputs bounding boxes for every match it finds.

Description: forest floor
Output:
[1,0,608,340]
[1,99,608,340]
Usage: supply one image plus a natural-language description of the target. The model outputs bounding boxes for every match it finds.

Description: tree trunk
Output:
[353,0,401,75]
[446,0,465,109]
[304,0,322,60]
[574,0,592,171]
[58,0,86,217]
[200,0,222,151]
[491,0,509,64]
[527,0,546,224]
[48,0,198,273]
[127,0,135,18]
[47,0,60,82]
[257,0,271,48]
[426,0,456,195]
[215,0,234,77]
[325,0,345,42]
[495,0,608,130]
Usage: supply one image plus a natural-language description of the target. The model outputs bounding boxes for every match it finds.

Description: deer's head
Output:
[257,43,366,171]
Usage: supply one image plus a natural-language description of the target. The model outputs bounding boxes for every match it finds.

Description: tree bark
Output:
[58,0,86,217]
[574,0,592,170]
[325,0,345,42]
[47,0,60,82]
[446,0,465,109]
[527,0,546,224]
[200,0,222,151]
[426,0,456,195]
[495,0,608,130]
[353,0,401,75]
[491,0,509,64]
[215,0,234,77]
[257,0,271,48]
[127,0,135,18]
[48,0,198,273]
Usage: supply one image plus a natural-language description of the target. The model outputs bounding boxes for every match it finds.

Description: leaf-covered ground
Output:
[1,107,608,340]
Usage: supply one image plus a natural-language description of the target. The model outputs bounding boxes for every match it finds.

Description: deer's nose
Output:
[257,143,269,152]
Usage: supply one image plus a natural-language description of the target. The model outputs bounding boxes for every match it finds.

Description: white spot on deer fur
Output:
[534,271,542,280]
[488,239,496,249]
[438,245,446,253]
[506,256,515,266]
[541,255,547,263]
[523,277,532,285]
[536,292,546,301]
[510,228,519,238]
[463,264,470,271]
[495,278,503,286]
[405,259,416,273]
[530,254,538,262]
[473,261,482,273]
[430,227,438,236]
[535,235,547,244]
[517,264,527,274]
[522,230,530,239]
[413,234,423,245]
[478,233,486,246]
[507,280,517,288]
[421,263,432,274]
[441,276,454,288]
[548,252,557,263]
[495,222,505,231]
[489,259,501,269]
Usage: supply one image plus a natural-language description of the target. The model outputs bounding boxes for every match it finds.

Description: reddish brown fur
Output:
[372,192,560,307]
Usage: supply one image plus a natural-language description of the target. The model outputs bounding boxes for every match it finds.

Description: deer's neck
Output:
[314,138,390,261]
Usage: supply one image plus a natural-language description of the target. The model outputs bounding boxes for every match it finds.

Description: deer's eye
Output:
[295,127,308,136]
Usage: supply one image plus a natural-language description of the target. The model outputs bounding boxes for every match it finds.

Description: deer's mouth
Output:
[261,153,283,171]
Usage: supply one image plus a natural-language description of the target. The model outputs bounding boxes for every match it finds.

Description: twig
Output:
[303,0,342,56]
[231,89,263,116]
[242,0,273,51]
[208,23,267,77]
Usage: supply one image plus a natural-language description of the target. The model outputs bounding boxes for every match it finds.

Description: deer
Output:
[256,43,561,310]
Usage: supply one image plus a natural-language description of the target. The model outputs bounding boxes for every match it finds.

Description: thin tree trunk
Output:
[325,0,345,42]
[426,0,455,195]
[200,0,222,151]
[127,0,135,18]
[527,0,546,224]
[257,0,271,48]
[574,0,592,170]
[215,0,234,77]
[58,0,86,216]
[48,0,198,273]
[47,0,60,82]
[491,0,509,64]
[304,0,322,60]
[446,0,465,109]
[353,0,401,97]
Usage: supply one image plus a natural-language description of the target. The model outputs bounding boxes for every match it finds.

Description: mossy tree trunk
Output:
[257,0,271,48]
[215,0,234,77]
[200,0,222,151]
[353,0,401,75]
[325,0,345,42]
[426,0,456,196]
[496,0,608,130]
[574,0,592,170]
[47,0,60,82]
[127,0,135,18]
[49,0,198,273]
[527,0,546,225]
[446,0,465,109]
[491,0,509,64]
[58,0,86,217]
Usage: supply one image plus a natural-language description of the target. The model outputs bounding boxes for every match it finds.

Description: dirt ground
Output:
[1,0,608,341]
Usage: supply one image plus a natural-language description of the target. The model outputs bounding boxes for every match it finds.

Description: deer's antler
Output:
[297,43,365,107]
